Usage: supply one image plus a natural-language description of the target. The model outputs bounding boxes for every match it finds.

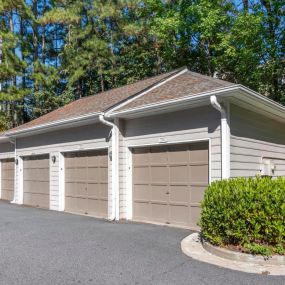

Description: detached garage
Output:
[2,67,285,229]
[23,155,50,208]
[64,149,108,218]
[1,158,15,201]
[132,142,209,228]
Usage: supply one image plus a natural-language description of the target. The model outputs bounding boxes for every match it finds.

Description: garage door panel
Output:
[150,147,168,164]
[168,145,189,164]
[133,167,149,183]
[87,199,108,217]
[88,167,102,181]
[133,184,150,201]
[88,183,108,199]
[169,165,188,184]
[169,185,189,203]
[24,193,49,208]
[190,143,209,162]
[169,205,189,225]
[190,164,209,182]
[2,179,14,190]
[87,183,101,198]
[65,168,77,182]
[64,150,108,218]
[151,185,168,203]
[2,190,14,201]
[191,186,206,204]
[151,203,168,223]
[151,166,168,183]
[133,202,150,220]
[132,142,209,228]
[133,148,150,165]
[101,167,108,182]
[65,182,77,196]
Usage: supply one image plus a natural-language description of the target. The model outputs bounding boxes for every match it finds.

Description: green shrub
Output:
[200,176,285,256]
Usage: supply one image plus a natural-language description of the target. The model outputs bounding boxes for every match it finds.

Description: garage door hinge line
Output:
[99,113,119,221]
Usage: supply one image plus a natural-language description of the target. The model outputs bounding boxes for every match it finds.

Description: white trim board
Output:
[126,138,211,221]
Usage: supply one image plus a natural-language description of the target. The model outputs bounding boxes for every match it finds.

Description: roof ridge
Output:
[187,70,233,85]
[78,67,185,102]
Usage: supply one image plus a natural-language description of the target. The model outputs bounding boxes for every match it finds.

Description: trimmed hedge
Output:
[200,176,285,255]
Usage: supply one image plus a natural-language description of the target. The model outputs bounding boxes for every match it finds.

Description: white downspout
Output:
[99,114,119,221]
[210,96,230,179]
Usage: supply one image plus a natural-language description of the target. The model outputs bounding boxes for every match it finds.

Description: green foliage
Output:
[200,177,285,256]
[244,243,272,256]
[0,0,284,130]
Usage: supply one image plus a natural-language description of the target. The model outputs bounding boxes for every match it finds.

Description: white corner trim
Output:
[99,114,119,221]
[210,96,230,179]
[58,152,65,211]
[105,68,188,116]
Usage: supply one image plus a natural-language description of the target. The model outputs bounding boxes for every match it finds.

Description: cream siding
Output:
[230,104,285,178]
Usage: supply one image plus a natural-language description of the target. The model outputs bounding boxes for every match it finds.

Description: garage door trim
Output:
[128,138,210,228]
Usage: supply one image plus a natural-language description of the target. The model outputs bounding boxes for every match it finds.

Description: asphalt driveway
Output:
[0,201,284,285]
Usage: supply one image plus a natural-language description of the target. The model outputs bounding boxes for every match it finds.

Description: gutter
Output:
[99,114,119,221]
[107,85,239,118]
[210,96,230,179]
[6,112,101,138]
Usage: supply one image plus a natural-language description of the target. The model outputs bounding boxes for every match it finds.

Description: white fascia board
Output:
[5,112,101,138]
[108,85,285,122]
[108,85,239,119]
[232,87,285,123]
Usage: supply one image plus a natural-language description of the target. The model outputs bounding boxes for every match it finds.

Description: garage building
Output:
[0,67,284,229]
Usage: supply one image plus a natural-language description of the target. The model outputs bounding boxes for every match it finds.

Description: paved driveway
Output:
[0,202,284,285]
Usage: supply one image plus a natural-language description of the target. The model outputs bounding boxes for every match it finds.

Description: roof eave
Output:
[107,85,239,119]
[6,112,101,138]
[107,85,285,123]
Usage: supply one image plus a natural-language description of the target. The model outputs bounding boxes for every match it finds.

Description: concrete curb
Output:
[202,239,285,266]
[181,233,285,275]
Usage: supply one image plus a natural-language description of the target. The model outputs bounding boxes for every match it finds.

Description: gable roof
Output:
[109,70,235,114]
[5,67,285,138]
[5,68,183,136]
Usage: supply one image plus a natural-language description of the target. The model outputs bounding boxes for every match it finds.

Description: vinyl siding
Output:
[118,106,222,219]
[230,104,285,177]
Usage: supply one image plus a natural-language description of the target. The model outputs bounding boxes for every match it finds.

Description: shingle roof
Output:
[6,68,236,135]
[7,69,182,134]
[113,70,235,113]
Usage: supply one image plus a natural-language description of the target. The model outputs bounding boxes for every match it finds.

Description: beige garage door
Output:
[132,142,209,228]
[23,155,50,208]
[1,159,15,201]
[65,150,108,218]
